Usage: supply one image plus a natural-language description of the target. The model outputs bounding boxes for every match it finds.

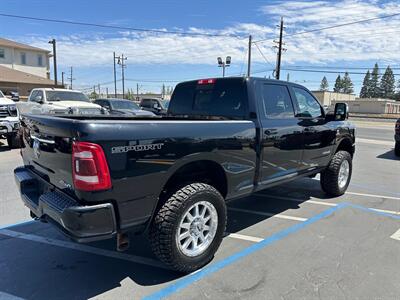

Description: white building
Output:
[0,38,50,79]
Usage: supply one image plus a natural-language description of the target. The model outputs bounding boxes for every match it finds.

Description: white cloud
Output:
[17,0,400,73]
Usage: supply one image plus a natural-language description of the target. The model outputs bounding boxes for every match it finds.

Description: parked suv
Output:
[0,90,21,148]
[140,98,169,115]
[18,88,104,115]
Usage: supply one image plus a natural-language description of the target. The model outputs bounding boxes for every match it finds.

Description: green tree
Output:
[370,63,380,97]
[89,91,98,99]
[342,72,354,94]
[333,75,343,92]
[360,70,371,98]
[319,76,329,91]
[380,66,396,99]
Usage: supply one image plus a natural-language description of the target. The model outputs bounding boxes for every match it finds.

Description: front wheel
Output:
[149,183,226,273]
[320,151,352,196]
[7,133,22,149]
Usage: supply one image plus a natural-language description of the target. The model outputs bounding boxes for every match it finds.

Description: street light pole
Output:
[218,56,231,77]
[48,39,57,86]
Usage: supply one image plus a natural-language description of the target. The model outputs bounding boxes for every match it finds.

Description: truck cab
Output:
[18,88,103,115]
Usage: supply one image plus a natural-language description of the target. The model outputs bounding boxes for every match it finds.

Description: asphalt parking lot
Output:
[0,119,399,300]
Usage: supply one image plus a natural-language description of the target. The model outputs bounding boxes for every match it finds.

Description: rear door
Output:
[258,82,304,185]
[290,86,335,168]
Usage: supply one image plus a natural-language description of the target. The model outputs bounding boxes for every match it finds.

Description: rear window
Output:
[169,78,248,119]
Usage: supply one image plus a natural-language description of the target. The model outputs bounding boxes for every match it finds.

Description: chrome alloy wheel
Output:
[176,201,218,257]
[338,159,350,189]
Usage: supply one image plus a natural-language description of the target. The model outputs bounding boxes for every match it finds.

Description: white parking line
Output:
[255,194,336,207]
[356,138,393,146]
[228,207,307,222]
[0,229,168,269]
[346,191,400,201]
[227,233,263,243]
[390,228,400,241]
[255,194,400,215]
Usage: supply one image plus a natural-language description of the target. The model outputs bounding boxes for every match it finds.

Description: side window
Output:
[29,91,38,102]
[20,52,26,65]
[0,48,4,59]
[292,87,323,118]
[141,100,151,108]
[262,84,295,119]
[36,91,44,101]
[103,101,111,109]
[37,54,43,66]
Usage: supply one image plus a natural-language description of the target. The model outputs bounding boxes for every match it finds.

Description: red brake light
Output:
[197,78,216,85]
[72,141,111,191]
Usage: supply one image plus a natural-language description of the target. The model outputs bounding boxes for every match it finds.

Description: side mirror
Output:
[34,96,43,103]
[153,103,159,109]
[334,103,348,121]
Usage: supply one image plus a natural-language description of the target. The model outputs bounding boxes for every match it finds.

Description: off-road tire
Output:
[149,183,226,273]
[320,151,352,196]
[395,141,400,157]
[7,133,22,149]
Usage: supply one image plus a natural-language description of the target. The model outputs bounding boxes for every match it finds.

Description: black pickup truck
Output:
[14,77,355,272]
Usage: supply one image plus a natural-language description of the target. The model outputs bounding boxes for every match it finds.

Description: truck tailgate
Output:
[20,114,78,193]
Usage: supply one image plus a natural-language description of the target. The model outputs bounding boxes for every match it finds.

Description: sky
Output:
[2,0,400,94]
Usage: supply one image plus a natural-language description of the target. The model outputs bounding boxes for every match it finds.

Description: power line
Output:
[280,68,400,76]
[284,65,400,70]
[253,12,400,43]
[0,12,243,38]
[254,43,274,68]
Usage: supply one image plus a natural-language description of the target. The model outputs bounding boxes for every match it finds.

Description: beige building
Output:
[312,90,356,106]
[332,98,400,115]
[0,38,50,78]
[0,65,58,98]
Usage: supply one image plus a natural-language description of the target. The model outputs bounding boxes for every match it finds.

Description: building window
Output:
[21,52,26,65]
[37,54,43,66]
[0,48,4,58]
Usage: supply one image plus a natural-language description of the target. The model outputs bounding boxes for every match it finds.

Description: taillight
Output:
[197,78,216,85]
[72,141,111,191]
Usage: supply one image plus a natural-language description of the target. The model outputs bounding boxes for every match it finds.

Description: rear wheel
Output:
[320,151,352,196]
[7,133,22,149]
[395,142,400,157]
[149,183,226,273]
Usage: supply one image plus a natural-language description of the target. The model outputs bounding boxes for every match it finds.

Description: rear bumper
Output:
[14,167,117,242]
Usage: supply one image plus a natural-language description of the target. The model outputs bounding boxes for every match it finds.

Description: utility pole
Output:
[274,17,286,80]
[247,35,252,77]
[67,66,74,89]
[106,87,109,98]
[61,71,65,86]
[113,52,117,97]
[136,83,139,101]
[48,39,57,86]
[115,54,127,98]
[97,84,101,95]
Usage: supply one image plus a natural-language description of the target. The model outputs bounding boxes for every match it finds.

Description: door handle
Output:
[304,127,315,133]
[264,129,277,135]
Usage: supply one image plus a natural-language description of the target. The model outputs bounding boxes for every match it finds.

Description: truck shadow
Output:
[377,149,399,160]
[0,177,327,300]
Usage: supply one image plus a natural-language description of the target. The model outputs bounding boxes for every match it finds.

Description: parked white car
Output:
[0,90,21,148]
[18,88,104,116]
